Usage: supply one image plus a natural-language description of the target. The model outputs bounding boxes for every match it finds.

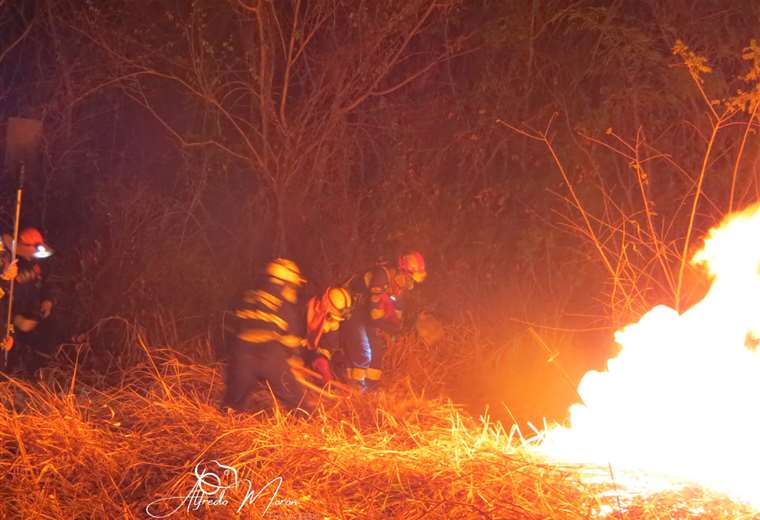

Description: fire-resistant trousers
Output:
[341,312,385,385]
[221,338,308,413]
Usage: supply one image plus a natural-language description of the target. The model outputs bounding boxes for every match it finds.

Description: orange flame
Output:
[539,204,760,507]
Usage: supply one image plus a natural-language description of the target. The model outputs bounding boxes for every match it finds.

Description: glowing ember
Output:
[538,204,760,508]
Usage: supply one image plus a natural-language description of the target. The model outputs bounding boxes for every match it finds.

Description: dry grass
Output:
[0,343,757,519]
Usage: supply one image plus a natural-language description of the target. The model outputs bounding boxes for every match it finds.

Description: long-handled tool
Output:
[2,117,42,369]
[287,357,356,400]
[3,164,24,367]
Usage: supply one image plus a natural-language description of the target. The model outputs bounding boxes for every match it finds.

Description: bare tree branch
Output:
[0,7,34,65]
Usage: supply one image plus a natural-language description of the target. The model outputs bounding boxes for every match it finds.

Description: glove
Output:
[380,296,403,332]
[1,260,17,282]
[1,336,13,352]
[310,356,334,384]
[40,300,53,319]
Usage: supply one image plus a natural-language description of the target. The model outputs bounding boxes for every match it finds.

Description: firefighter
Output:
[302,286,353,384]
[2,227,55,376]
[0,239,17,355]
[341,250,427,391]
[221,258,311,414]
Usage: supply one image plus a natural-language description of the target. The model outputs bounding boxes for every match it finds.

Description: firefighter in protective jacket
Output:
[303,286,352,384]
[0,237,18,353]
[341,251,427,390]
[221,258,311,413]
[2,227,54,374]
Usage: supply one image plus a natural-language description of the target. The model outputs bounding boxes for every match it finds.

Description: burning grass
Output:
[0,345,757,519]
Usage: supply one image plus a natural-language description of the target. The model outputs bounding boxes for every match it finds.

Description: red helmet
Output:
[19,227,44,246]
[19,227,53,258]
[398,250,426,283]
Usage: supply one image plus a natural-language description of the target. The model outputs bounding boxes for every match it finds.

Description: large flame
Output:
[539,204,760,507]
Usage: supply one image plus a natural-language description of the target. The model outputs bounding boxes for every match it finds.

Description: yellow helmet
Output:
[322,287,352,321]
[265,258,306,287]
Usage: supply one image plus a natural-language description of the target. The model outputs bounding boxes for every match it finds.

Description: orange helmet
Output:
[398,250,426,283]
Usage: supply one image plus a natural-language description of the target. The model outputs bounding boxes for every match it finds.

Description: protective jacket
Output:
[0,251,54,319]
[349,263,417,332]
[235,279,304,349]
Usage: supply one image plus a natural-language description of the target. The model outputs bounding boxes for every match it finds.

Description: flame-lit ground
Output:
[0,360,610,519]
[1,350,758,519]
[3,211,760,517]
[538,204,760,510]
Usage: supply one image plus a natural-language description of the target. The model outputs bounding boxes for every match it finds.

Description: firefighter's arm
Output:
[40,300,53,319]
[369,293,403,334]
[0,259,15,299]
[311,355,334,383]
[301,347,334,383]
[1,260,17,282]
[316,329,339,358]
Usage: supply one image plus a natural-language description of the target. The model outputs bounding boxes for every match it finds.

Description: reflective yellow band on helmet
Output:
[365,368,382,381]
[317,348,332,360]
[346,367,366,381]
[235,309,288,331]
